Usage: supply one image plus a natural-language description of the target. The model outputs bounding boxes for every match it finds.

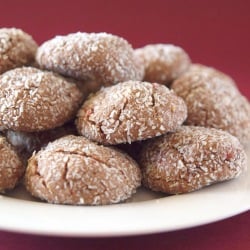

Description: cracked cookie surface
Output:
[139,126,247,194]
[25,135,141,205]
[76,81,187,144]
[0,67,83,132]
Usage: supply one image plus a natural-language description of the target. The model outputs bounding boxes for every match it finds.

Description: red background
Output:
[1,0,250,249]
[1,0,249,98]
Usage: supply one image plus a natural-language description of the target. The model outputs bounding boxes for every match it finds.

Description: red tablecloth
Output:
[1,0,249,249]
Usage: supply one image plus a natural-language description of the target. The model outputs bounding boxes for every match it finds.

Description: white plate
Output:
[0,147,249,237]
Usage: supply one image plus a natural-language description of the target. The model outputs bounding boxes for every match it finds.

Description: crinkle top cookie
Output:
[139,126,247,194]
[76,81,187,144]
[36,32,144,85]
[0,67,83,132]
[25,135,141,205]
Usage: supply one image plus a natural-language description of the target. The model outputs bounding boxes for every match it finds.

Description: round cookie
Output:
[36,32,144,85]
[0,67,83,132]
[25,135,141,205]
[171,64,250,145]
[139,126,247,194]
[0,136,24,192]
[76,81,187,144]
[0,28,38,74]
[135,44,191,86]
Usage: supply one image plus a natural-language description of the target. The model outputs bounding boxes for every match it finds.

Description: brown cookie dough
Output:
[25,135,141,205]
[0,136,24,192]
[4,121,77,162]
[75,79,103,100]
[139,126,247,194]
[76,81,187,144]
[0,28,38,74]
[171,64,250,145]
[135,44,191,86]
[0,67,83,132]
[36,32,144,85]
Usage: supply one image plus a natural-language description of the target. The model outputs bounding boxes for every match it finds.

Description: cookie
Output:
[139,126,247,194]
[36,32,144,85]
[25,135,141,205]
[0,136,24,192]
[0,28,38,74]
[76,81,187,144]
[0,67,83,132]
[171,64,250,145]
[135,44,191,86]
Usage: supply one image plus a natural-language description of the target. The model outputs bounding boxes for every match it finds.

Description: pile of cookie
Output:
[0,28,249,205]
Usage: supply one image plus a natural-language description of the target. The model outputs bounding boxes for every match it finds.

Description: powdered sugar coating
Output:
[181,64,237,87]
[139,126,247,194]
[25,135,141,205]
[171,64,250,145]
[36,32,144,85]
[76,81,187,144]
[0,136,24,192]
[135,44,191,86]
[0,28,38,74]
[0,67,83,132]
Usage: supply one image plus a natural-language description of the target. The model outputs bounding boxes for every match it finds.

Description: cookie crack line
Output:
[151,92,156,107]
[113,98,129,134]
[54,149,117,170]
[33,166,49,191]
[61,156,74,197]
[82,109,106,139]
[98,98,129,139]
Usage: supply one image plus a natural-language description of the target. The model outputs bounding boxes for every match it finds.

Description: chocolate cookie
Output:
[76,81,187,144]
[139,126,247,194]
[0,67,83,132]
[25,135,141,205]
[36,32,144,85]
